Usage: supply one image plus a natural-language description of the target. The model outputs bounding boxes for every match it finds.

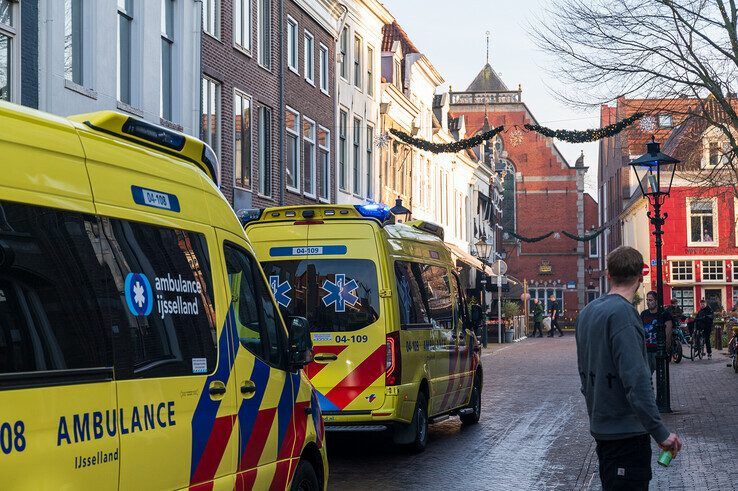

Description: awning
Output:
[445,243,495,276]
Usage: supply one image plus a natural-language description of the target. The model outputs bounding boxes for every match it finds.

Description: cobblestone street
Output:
[327,336,738,490]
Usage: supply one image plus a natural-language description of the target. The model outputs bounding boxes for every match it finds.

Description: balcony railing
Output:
[450,91,522,105]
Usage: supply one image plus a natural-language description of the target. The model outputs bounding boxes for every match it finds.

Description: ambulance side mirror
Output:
[288,316,313,370]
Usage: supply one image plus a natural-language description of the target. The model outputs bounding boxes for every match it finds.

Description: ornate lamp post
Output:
[474,236,493,348]
[630,136,680,413]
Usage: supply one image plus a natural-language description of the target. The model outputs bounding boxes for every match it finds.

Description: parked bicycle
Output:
[670,321,690,364]
[727,324,738,373]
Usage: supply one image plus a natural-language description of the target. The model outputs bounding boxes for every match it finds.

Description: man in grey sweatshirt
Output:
[576,246,682,490]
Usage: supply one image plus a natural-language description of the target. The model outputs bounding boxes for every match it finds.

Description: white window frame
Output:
[352,116,362,196]
[257,105,272,198]
[201,76,221,160]
[286,16,298,73]
[671,286,695,315]
[670,260,694,283]
[285,106,300,193]
[303,30,314,85]
[233,89,253,191]
[233,0,251,54]
[319,43,329,95]
[160,0,174,121]
[687,197,719,247]
[338,108,348,191]
[256,0,271,71]
[353,33,362,90]
[318,125,330,202]
[366,124,374,200]
[733,260,738,282]
[658,114,672,128]
[366,45,374,98]
[701,260,725,283]
[0,0,19,103]
[589,235,599,258]
[117,0,134,105]
[302,116,316,198]
[339,26,348,81]
[202,0,220,39]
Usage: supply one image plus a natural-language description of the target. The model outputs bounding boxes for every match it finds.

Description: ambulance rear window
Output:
[262,259,380,333]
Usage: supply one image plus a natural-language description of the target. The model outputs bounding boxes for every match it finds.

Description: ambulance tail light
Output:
[385,331,401,386]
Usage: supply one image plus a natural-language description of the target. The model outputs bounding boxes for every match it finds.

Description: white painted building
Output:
[37,0,201,136]
[335,0,392,204]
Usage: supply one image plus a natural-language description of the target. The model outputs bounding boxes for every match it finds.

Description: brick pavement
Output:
[326,336,738,490]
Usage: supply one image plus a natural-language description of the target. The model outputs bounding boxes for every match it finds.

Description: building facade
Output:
[619,108,738,313]
[10,1,201,138]
[449,63,596,319]
[335,0,392,205]
[201,0,281,209]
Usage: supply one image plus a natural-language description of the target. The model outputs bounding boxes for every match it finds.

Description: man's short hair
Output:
[606,246,644,286]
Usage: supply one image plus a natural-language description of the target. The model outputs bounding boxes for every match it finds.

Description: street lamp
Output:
[390,196,411,223]
[630,136,680,414]
[474,236,493,347]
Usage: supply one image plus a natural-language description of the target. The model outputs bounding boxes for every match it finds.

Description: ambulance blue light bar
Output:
[354,203,391,223]
[237,208,263,225]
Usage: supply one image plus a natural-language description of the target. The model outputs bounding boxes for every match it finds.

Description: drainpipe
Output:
[334,3,348,202]
[279,0,286,205]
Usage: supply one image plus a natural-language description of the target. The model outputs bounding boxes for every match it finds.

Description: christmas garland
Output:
[387,113,643,153]
[524,113,644,143]
[506,230,555,243]
[389,126,504,154]
[560,227,606,242]
[505,227,606,243]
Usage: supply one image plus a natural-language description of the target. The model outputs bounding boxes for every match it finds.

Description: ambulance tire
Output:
[408,392,429,453]
[460,376,481,426]
[290,460,320,491]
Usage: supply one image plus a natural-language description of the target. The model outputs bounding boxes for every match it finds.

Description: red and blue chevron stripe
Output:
[189,307,240,484]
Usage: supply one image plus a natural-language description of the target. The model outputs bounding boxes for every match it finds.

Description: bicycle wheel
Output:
[671,341,683,364]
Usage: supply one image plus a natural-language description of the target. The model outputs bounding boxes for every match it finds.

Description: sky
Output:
[381,0,601,197]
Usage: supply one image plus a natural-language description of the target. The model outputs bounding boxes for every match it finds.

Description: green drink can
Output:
[658,449,673,467]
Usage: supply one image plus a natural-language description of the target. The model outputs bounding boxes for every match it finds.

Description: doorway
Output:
[703,288,723,312]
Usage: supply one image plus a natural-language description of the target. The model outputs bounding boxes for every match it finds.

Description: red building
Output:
[449,63,599,320]
[653,113,738,313]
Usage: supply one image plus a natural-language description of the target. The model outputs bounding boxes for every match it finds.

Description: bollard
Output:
[715,322,723,350]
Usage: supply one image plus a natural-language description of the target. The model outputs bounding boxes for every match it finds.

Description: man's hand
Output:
[659,433,683,456]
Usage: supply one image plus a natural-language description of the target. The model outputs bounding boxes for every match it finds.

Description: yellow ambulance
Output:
[243,205,483,451]
[0,102,327,490]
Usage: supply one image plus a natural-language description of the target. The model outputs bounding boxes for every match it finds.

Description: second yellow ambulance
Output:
[243,204,483,451]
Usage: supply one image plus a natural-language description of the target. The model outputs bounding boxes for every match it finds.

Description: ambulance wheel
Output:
[460,376,481,426]
[291,460,319,491]
[410,392,429,452]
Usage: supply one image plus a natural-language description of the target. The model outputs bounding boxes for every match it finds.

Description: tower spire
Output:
[485,30,490,64]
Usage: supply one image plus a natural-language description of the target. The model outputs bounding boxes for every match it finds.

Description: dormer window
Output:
[658,114,673,128]
[393,59,402,90]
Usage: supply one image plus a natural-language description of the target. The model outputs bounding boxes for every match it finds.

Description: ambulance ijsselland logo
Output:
[125,272,154,316]
[321,274,359,312]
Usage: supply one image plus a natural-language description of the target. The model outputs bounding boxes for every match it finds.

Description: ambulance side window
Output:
[101,218,217,379]
[224,244,287,369]
[418,265,453,330]
[394,261,430,329]
[0,202,115,383]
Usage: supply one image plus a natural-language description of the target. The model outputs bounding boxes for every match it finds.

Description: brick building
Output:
[201,0,282,210]
[597,96,695,292]
[448,63,597,319]
[284,0,340,205]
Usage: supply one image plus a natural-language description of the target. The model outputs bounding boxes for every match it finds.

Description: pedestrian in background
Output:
[576,246,682,490]
[695,299,715,359]
[547,295,563,337]
[531,298,544,337]
[640,291,673,377]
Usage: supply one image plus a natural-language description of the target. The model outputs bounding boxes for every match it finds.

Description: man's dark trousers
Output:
[548,318,563,337]
[532,321,543,337]
[702,327,713,355]
[595,434,652,490]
